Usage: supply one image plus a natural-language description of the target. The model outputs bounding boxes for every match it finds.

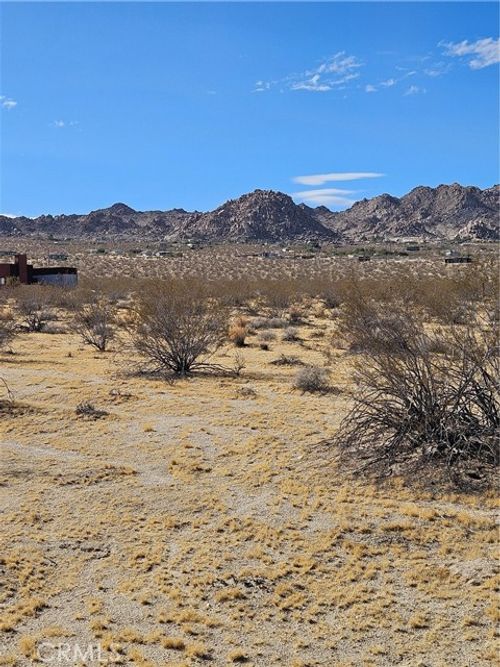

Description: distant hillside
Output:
[320,183,500,241]
[1,183,498,242]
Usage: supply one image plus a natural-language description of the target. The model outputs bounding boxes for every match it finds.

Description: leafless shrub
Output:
[293,365,330,393]
[331,308,499,489]
[232,352,246,376]
[75,401,108,420]
[0,377,14,413]
[132,285,229,376]
[74,300,117,351]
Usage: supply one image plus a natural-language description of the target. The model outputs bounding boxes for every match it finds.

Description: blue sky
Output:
[1,2,499,217]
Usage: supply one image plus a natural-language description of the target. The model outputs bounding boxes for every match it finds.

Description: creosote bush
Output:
[132,284,228,376]
[332,306,499,489]
[74,300,117,352]
[0,311,17,350]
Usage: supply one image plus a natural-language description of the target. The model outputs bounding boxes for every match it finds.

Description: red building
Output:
[0,254,78,286]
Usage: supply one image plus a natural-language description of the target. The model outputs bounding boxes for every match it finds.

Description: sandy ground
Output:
[0,324,498,666]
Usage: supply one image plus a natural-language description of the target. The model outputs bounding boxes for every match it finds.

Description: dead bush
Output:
[132,285,229,376]
[331,308,499,489]
[228,316,248,347]
[294,365,330,393]
[74,300,117,352]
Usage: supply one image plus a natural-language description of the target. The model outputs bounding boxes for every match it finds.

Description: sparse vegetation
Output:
[0,241,498,666]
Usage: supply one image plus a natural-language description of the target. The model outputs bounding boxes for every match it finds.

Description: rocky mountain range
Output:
[1,183,498,243]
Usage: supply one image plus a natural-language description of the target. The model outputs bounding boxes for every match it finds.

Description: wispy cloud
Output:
[365,84,377,93]
[292,187,357,208]
[404,85,426,96]
[293,172,384,186]
[1,96,17,110]
[442,37,500,69]
[51,120,79,128]
[423,62,451,77]
[256,51,362,93]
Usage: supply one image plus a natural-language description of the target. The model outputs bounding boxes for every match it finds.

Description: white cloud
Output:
[0,212,18,218]
[380,78,396,87]
[292,188,356,208]
[291,74,332,92]
[365,84,377,93]
[253,80,271,92]
[293,172,384,186]
[423,62,450,77]
[1,96,17,110]
[315,53,362,76]
[442,37,500,69]
[257,51,362,94]
[52,120,79,128]
[404,85,426,96]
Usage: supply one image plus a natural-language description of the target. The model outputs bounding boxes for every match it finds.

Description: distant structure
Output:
[0,254,78,286]
[444,256,472,264]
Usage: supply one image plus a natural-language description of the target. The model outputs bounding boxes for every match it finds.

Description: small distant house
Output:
[0,254,78,286]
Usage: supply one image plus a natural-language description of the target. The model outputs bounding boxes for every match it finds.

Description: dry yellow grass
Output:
[0,309,498,666]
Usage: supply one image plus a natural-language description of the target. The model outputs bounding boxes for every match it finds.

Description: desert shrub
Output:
[332,308,499,489]
[250,317,288,330]
[0,311,17,350]
[287,304,305,325]
[336,295,423,354]
[75,401,108,420]
[293,365,330,393]
[282,326,300,342]
[74,300,117,351]
[231,352,246,376]
[258,330,276,344]
[132,285,228,376]
[270,354,304,366]
[15,287,56,332]
[228,316,248,347]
